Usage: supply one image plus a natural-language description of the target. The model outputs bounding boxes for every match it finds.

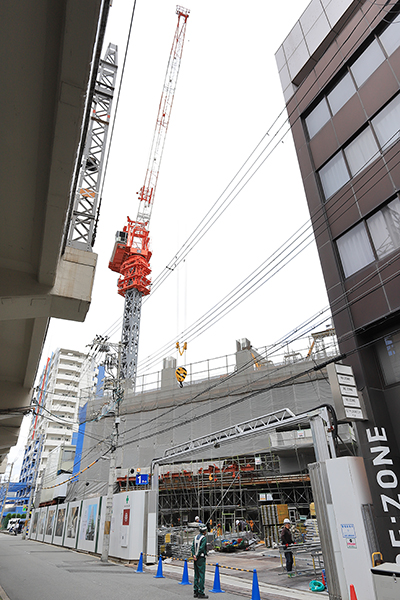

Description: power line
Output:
[100,0,395,363]
[117,322,399,452]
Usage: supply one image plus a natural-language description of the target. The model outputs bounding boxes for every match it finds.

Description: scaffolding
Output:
[155,453,313,537]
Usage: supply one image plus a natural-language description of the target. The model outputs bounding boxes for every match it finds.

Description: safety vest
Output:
[193,533,205,557]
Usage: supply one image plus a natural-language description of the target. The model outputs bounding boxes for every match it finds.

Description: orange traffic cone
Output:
[350,584,358,600]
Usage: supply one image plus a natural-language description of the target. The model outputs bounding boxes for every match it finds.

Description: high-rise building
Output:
[18,348,87,506]
[276,0,400,560]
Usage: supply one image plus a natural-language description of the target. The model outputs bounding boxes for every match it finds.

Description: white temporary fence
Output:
[28,489,157,562]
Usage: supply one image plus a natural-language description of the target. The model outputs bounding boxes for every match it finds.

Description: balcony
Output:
[50,403,76,414]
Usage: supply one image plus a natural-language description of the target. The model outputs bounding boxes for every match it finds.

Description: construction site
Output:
[29,3,342,545]
[65,328,355,548]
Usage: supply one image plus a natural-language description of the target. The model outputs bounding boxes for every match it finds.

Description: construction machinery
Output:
[109,6,190,384]
[67,43,118,251]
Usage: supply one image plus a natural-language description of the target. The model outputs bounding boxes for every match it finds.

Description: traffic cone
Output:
[179,559,192,585]
[350,585,358,600]
[210,563,225,593]
[136,552,144,573]
[154,555,165,578]
[251,569,260,600]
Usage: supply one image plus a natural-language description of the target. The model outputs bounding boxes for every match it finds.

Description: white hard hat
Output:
[195,516,200,520]
[284,518,290,524]
[236,520,239,525]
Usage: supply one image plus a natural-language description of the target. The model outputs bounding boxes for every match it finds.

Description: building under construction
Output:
[65,330,356,537]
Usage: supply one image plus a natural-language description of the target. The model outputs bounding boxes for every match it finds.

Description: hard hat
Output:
[199,525,207,532]
[195,516,200,521]
[236,520,239,525]
[284,518,290,524]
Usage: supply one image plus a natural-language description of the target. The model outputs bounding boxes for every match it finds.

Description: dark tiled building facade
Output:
[277,0,400,560]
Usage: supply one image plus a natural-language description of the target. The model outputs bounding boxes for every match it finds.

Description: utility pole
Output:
[94,338,122,562]
[101,416,119,562]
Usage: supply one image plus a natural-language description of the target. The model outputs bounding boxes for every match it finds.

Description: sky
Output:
[7,0,334,477]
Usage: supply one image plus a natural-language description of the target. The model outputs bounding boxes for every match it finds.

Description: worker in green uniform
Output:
[192,524,208,598]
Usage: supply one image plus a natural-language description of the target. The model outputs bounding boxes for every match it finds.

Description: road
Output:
[0,534,324,600]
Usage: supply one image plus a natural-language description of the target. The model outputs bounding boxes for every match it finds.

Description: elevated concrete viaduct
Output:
[0,0,111,464]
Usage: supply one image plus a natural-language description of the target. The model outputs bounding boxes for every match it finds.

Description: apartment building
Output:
[18,348,87,505]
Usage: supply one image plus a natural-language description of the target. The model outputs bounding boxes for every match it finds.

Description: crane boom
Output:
[136,5,189,227]
[109,6,190,384]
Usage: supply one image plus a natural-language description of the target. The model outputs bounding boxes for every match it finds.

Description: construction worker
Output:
[192,524,208,598]
[280,518,294,576]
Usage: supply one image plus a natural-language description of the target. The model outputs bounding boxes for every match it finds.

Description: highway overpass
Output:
[0,0,111,466]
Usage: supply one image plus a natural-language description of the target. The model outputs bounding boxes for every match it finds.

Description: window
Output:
[319,152,350,198]
[371,93,400,151]
[336,222,375,277]
[367,197,400,259]
[327,73,356,115]
[379,14,400,57]
[350,39,385,87]
[344,127,379,176]
[336,196,400,277]
[305,97,330,138]
[376,331,400,385]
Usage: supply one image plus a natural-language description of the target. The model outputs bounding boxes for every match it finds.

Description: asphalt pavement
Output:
[0,534,327,600]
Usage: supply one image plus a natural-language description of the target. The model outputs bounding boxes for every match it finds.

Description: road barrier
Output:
[350,584,358,600]
[154,556,165,578]
[251,570,260,600]
[278,543,323,578]
[179,559,191,586]
[143,553,256,573]
[209,563,225,593]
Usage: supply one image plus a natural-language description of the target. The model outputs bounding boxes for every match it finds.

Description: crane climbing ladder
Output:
[109,6,190,384]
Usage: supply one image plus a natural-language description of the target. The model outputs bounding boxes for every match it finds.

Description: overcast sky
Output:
[8,0,334,477]
[46,0,330,366]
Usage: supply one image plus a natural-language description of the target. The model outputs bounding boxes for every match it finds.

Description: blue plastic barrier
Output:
[210,563,225,593]
[154,555,165,578]
[251,569,260,600]
[136,552,144,573]
[179,559,192,585]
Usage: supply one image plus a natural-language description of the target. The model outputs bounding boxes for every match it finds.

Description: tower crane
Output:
[109,6,190,385]
[67,43,118,250]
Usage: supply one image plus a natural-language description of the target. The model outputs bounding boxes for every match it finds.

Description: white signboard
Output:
[327,363,366,421]
[341,523,356,538]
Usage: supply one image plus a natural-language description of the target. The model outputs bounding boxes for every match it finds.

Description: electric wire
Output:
[118,323,400,453]
[102,0,400,366]
[136,135,400,375]
[78,236,400,466]
[105,243,400,442]
[146,0,385,294]
[61,0,400,466]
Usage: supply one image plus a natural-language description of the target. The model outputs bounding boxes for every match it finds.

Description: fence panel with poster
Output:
[63,501,81,549]
[77,497,102,553]
[53,503,68,545]
[44,506,56,544]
